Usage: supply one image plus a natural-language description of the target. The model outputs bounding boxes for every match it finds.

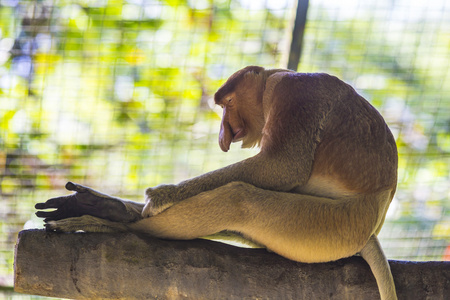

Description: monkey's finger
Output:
[35,198,62,209]
[37,209,72,222]
[35,199,60,209]
[65,181,113,199]
[35,195,73,209]
[35,210,58,219]
[34,202,48,210]
[65,181,87,193]
[38,209,81,222]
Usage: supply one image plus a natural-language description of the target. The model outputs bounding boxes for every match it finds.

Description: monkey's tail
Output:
[359,235,397,300]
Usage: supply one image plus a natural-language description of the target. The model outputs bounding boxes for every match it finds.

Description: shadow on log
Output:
[14,229,449,299]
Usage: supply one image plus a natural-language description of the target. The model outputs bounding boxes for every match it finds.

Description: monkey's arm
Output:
[144,73,328,217]
[144,146,310,217]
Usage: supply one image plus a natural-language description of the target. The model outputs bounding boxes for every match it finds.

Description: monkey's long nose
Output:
[219,120,233,152]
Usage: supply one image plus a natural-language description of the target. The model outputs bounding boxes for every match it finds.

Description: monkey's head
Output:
[214,66,268,152]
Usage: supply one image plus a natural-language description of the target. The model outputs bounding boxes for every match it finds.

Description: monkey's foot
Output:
[45,215,128,233]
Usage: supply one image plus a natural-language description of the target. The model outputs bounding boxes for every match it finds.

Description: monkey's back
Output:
[309,74,398,195]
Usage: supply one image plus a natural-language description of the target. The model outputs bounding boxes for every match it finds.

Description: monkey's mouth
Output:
[232,129,246,142]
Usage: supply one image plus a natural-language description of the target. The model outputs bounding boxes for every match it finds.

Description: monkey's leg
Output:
[131,181,250,240]
[130,182,396,299]
[130,181,381,264]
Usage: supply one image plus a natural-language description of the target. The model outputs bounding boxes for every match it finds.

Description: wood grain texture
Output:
[14,230,449,300]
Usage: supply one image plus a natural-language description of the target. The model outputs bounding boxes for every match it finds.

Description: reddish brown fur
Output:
[261,72,397,194]
[214,66,265,105]
[215,67,267,151]
[217,69,397,194]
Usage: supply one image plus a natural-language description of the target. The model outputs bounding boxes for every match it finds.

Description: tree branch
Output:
[14,230,449,299]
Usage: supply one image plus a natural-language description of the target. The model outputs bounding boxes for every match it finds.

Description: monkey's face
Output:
[216,90,265,152]
[215,68,266,152]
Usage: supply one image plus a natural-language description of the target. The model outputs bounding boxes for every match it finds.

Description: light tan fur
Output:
[38,66,398,300]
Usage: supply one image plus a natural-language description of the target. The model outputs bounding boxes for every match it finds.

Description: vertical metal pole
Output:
[287,0,309,71]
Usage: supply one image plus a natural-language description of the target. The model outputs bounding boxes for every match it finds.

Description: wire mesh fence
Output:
[0,0,449,292]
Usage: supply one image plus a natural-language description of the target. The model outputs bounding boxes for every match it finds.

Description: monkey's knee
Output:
[216,181,258,194]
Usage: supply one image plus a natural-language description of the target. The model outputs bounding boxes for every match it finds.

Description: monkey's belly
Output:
[294,175,356,199]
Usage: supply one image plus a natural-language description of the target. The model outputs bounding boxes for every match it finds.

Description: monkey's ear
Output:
[219,119,233,152]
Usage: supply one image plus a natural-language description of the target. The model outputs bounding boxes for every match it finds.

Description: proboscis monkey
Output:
[36,66,398,300]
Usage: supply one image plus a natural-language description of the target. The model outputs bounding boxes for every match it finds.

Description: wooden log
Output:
[14,229,449,299]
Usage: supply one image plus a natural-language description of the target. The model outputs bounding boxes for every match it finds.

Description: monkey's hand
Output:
[142,184,179,217]
[35,182,143,228]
